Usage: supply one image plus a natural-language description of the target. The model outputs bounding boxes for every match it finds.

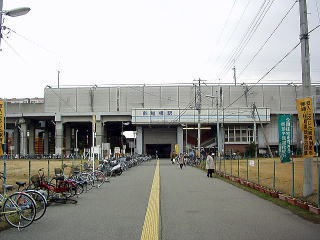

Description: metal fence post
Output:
[47,159,50,179]
[28,159,31,185]
[246,158,248,181]
[238,157,240,178]
[224,157,226,175]
[231,158,233,176]
[292,158,295,198]
[258,159,260,185]
[273,160,276,190]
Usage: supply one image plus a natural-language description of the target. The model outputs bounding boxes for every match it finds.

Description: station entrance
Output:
[146,144,171,158]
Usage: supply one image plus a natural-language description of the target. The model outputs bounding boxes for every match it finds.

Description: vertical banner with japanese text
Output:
[278,114,292,163]
[0,100,4,156]
[296,97,315,157]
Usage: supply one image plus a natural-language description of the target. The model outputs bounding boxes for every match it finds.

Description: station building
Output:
[3,83,320,158]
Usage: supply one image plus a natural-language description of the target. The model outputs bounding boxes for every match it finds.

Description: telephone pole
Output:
[233,65,237,86]
[193,79,206,159]
[299,0,313,196]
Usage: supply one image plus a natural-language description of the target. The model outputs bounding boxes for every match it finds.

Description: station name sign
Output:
[132,108,270,125]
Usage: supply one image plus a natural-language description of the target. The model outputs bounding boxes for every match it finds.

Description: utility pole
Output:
[233,64,237,86]
[193,78,206,159]
[57,70,60,88]
[299,0,313,196]
[0,0,3,48]
[252,103,257,158]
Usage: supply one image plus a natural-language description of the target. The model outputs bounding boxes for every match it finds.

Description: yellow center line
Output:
[140,159,160,240]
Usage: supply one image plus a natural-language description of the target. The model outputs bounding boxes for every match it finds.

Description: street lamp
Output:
[288,82,298,99]
[0,4,31,46]
[1,7,30,17]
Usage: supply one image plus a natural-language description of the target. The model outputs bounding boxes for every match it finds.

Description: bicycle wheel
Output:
[3,192,36,229]
[93,171,104,188]
[25,190,47,221]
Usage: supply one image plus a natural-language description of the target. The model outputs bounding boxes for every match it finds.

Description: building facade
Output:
[3,83,320,158]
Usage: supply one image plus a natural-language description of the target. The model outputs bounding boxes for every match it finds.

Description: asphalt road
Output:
[1,159,320,240]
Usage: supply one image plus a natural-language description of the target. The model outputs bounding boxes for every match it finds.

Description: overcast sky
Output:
[1,0,319,98]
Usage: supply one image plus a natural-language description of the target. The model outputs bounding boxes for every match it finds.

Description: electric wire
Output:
[213,0,250,69]
[219,0,276,80]
[217,0,270,77]
[218,0,275,80]
[1,37,26,63]
[237,0,298,79]
[223,42,301,111]
[215,0,238,46]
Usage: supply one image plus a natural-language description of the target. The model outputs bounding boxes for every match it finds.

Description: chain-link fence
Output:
[211,157,320,207]
[0,158,100,188]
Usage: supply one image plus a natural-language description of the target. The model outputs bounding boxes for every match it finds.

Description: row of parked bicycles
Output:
[0,154,153,230]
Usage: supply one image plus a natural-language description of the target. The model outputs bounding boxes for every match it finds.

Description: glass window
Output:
[235,130,241,142]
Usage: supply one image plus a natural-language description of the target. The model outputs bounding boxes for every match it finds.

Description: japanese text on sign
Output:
[278,114,292,163]
[0,100,4,145]
[296,97,315,157]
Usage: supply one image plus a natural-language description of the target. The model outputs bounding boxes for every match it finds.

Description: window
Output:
[224,125,256,143]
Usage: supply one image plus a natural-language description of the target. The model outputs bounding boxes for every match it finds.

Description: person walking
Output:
[178,153,184,169]
[206,152,214,178]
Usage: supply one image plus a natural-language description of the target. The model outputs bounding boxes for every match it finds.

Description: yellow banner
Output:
[0,100,4,145]
[296,97,315,157]
[175,144,179,154]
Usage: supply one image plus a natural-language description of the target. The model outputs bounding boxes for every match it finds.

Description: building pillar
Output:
[65,123,71,155]
[177,126,183,154]
[19,119,27,155]
[136,126,143,154]
[219,126,225,155]
[44,128,49,155]
[55,121,63,155]
[96,121,103,148]
[13,126,19,155]
[28,122,35,155]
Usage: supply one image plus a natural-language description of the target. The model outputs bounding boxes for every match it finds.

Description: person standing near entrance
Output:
[178,153,184,169]
[206,152,214,178]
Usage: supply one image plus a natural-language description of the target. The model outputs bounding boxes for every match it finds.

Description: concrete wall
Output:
[143,128,177,152]
[40,85,319,115]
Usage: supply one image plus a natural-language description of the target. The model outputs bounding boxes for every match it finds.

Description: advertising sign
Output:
[175,144,179,154]
[0,100,4,144]
[296,97,315,157]
[278,114,292,163]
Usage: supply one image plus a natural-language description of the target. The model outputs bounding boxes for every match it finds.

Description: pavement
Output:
[1,159,320,240]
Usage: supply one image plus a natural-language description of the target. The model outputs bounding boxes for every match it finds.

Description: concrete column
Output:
[19,119,27,155]
[65,123,71,155]
[13,126,19,155]
[44,128,49,155]
[96,121,103,148]
[55,121,63,155]
[28,123,35,155]
[177,126,183,154]
[136,126,143,154]
[220,126,225,155]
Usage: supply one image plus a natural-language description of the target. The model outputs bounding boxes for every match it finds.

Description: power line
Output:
[217,0,270,78]
[213,0,250,69]
[218,0,276,80]
[1,37,26,63]
[215,0,238,46]
[237,0,298,79]
[223,41,301,111]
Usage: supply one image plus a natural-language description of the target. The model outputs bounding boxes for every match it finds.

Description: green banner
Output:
[278,114,292,163]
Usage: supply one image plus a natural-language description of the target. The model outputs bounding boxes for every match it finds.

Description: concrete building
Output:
[3,83,320,158]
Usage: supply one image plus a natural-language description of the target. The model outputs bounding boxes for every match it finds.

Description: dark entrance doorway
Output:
[146,144,171,158]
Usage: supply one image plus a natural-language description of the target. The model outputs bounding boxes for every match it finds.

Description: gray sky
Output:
[1,0,319,98]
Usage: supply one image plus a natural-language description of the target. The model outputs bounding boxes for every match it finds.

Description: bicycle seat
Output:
[16,181,26,187]
[3,185,14,191]
[73,170,80,174]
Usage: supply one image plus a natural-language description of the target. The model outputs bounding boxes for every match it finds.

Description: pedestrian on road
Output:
[171,151,176,164]
[206,152,214,178]
[178,153,184,169]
